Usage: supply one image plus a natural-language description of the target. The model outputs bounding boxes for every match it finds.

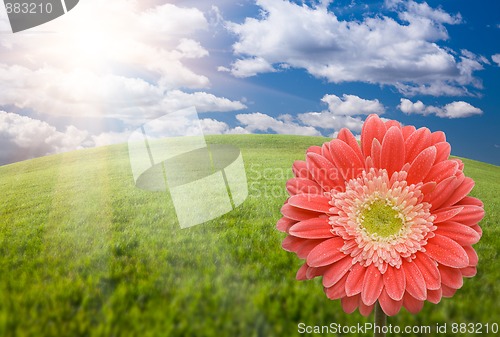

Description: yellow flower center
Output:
[360,199,404,238]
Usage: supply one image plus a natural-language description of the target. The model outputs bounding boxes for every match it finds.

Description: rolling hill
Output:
[0,134,498,337]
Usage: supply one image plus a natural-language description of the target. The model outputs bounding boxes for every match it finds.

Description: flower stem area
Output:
[0,135,498,337]
[375,301,387,337]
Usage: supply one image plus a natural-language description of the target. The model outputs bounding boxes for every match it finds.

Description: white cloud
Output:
[399,98,482,118]
[399,98,427,114]
[236,112,322,136]
[296,93,384,133]
[225,0,481,96]
[160,90,247,114]
[217,66,231,72]
[399,1,461,25]
[229,57,276,78]
[492,54,500,67]
[442,101,483,118]
[175,38,209,59]
[91,131,131,148]
[321,94,385,116]
[297,113,365,133]
[199,118,250,135]
[0,111,88,165]
[0,1,246,122]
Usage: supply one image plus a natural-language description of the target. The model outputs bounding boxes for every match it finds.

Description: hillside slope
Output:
[0,134,499,337]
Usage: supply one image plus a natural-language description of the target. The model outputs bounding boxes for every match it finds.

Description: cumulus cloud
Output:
[492,54,500,67]
[224,0,482,96]
[90,131,131,148]
[321,94,385,116]
[162,91,246,114]
[235,112,322,136]
[232,93,381,136]
[225,57,276,78]
[0,111,88,165]
[297,94,385,133]
[399,98,482,118]
[0,1,246,121]
[0,0,248,164]
[297,113,365,133]
[199,119,250,135]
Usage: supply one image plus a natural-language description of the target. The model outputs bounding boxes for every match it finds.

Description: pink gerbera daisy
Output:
[277,114,484,316]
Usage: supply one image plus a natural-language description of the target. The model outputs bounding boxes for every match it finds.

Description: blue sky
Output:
[0,0,499,165]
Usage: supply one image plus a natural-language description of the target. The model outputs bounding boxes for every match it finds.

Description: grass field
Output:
[0,134,498,337]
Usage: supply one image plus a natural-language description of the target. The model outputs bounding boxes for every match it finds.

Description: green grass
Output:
[0,134,498,337]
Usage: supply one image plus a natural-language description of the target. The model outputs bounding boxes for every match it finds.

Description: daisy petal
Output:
[337,128,364,164]
[296,263,308,280]
[321,142,335,164]
[362,264,384,306]
[451,205,485,225]
[425,234,469,268]
[402,261,427,301]
[420,181,436,195]
[371,138,382,169]
[424,159,458,184]
[306,153,343,191]
[385,120,402,129]
[281,203,321,221]
[470,224,482,236]
[461,266,477,277]
[296,239,325,259]
[463,245,478,266]
[292,160,312,179]
[452,158,465,170]
[402,125,416,140]
[276,217,296,233]
[432,206,463,224]
[431,131,446,144]
[434,142,451,163]
[405,127,431,163]
[322,256,353,287]
[307,146,322,155]
[434,221,481,245]
[378,289,403,316]
[425,176,458,210]
[289,217,334,239]
[383,266,406,301]
[456,196,483,208]
[306,266,329,279]
[307,237,346,267]
[341,295,360,314]
[413,252,441,290]
[406,146,436,185]
[403,293,424,314]
[440,177,475,208]
[427,288,442,304]
[281,235,304,252]
[286,178,322,196]
[381,126,406,176]
[358,300,375,317]
[288,194,332,213]
[325,273,349,300]
[442,284,457,298]
[361,114,387,158]
[439,265,464,289]
[329,139,364,181]
[345,263,366,296]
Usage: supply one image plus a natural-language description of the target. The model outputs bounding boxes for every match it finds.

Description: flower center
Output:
[360,199,404,238]
[329,168,436,272]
